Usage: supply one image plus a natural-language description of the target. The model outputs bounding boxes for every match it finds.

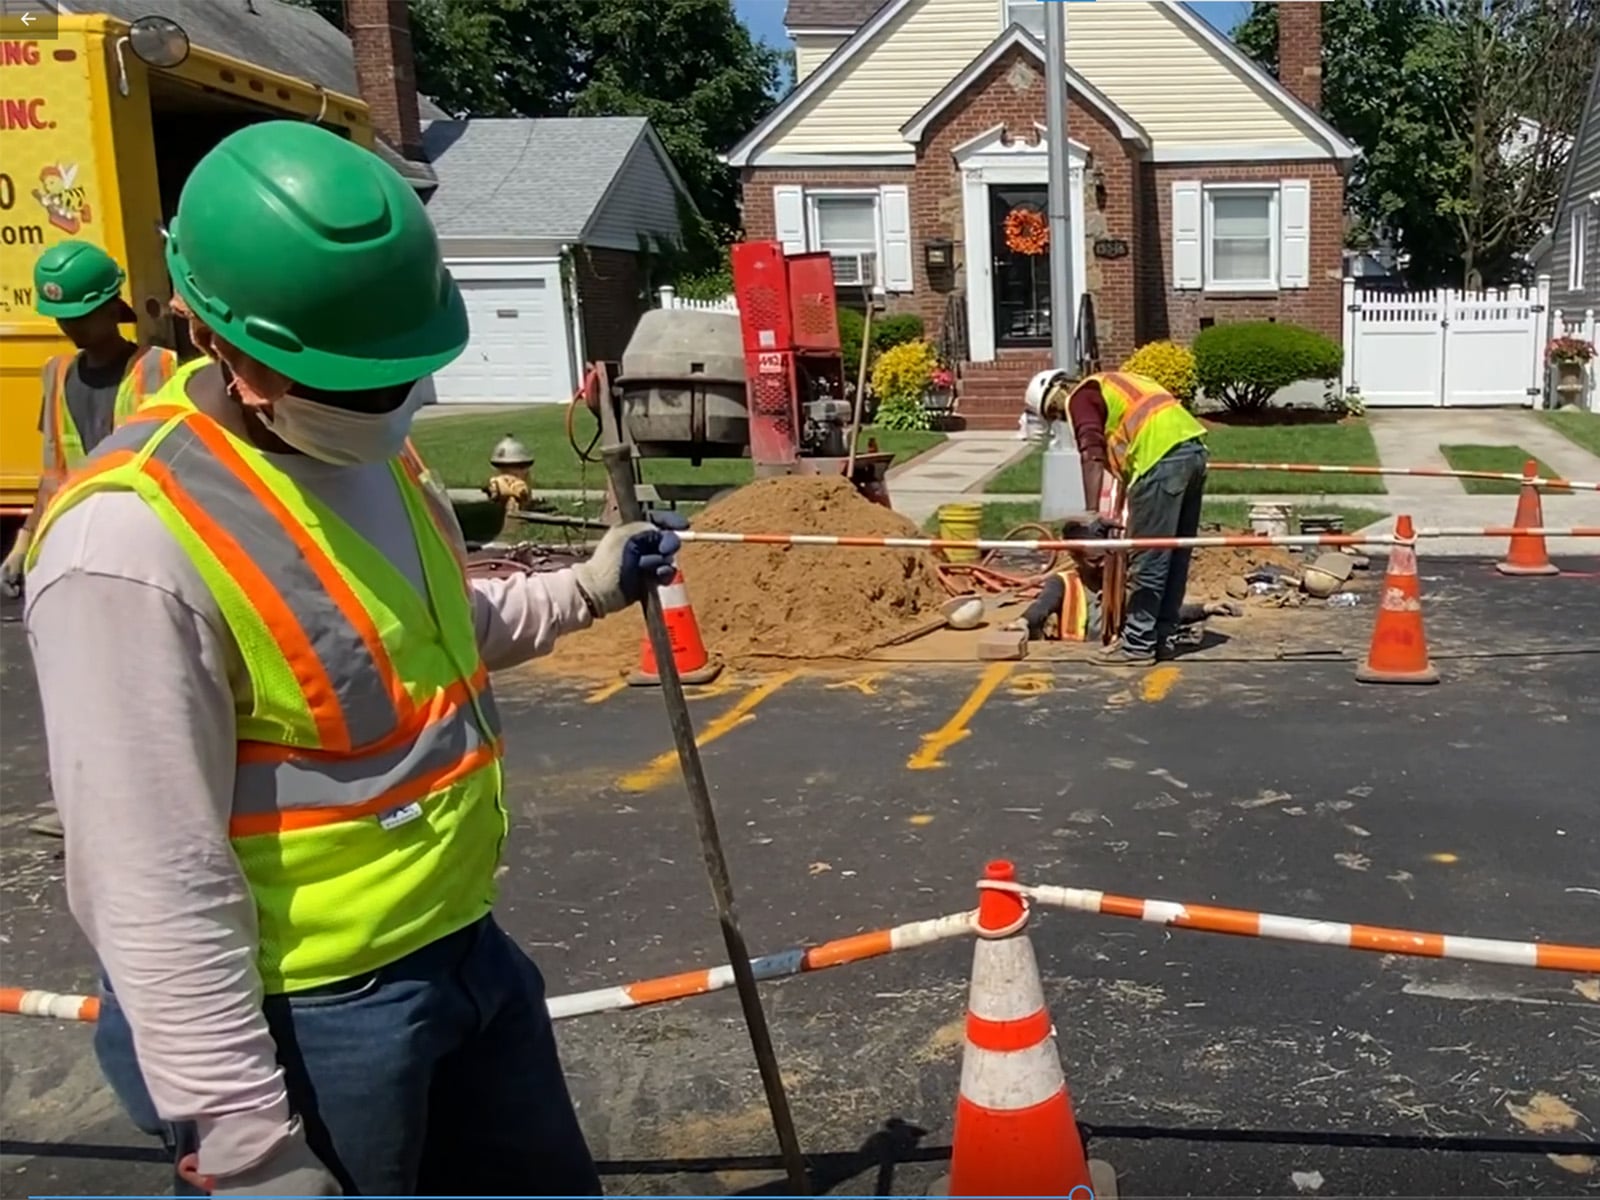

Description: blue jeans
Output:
[1124,439,1208,655]
[95,917,600,1196]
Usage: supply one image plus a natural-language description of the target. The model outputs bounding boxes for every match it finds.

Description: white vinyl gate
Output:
[1341,276,1550,407]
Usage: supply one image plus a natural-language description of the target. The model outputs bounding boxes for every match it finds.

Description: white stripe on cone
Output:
[967,937,1048,1022]
[958,1040,1067,1111]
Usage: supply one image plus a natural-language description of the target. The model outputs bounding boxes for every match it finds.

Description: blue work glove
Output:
[572,511,687,616]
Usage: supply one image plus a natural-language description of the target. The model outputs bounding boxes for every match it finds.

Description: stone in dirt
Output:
[537,476,948,676]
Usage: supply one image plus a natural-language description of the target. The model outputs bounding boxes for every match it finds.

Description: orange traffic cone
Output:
[627,569,721,686]
[1496,459,1561,577]
[1356,515,1439,685]
[945,861,1113,1198]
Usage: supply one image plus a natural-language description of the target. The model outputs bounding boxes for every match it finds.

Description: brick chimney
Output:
[1277,1,1322,112]
[344,0,424,162]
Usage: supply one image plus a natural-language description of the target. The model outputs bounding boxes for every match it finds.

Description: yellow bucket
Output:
[937,502,984,563]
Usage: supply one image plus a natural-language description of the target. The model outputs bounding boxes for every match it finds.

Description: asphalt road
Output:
[2,560,1598,1198]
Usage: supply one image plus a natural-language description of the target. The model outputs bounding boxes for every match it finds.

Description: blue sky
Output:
[733,0,1255,49]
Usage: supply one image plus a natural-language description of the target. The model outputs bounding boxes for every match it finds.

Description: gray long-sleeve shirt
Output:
[24,454,593,1179]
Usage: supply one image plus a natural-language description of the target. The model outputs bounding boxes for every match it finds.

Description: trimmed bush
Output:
[1121,340,1197,406]
[1193,321,1343,413]
[835,307,925,382]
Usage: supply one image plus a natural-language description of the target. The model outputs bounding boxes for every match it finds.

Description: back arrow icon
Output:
[20,11,34,24]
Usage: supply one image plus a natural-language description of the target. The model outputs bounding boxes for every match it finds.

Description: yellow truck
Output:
[0,11,373,515]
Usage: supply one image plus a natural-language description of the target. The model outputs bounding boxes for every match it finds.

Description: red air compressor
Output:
[728,241,893,505]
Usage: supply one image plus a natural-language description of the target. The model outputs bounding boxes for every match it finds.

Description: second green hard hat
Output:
[34,241,127,319]
[165,121,468,391]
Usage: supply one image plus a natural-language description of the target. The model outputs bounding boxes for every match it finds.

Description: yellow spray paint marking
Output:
[1007,672,1054,696]
[1139,665,1181,703]
[907,662,1014,771]
[617,673,798,793]
[686,675,738,701]
[1426,852,1460,864]
[908,813,935,826]
[584,680,627,705]
[826,672,883,696]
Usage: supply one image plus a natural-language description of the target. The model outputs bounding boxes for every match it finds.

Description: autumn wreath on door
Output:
[1003,205,1049,334]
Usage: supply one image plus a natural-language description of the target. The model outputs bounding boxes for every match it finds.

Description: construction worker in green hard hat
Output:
[24,120,681,1196]
[0,242,178,603]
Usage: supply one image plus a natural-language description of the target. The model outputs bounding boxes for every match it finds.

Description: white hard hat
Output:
[1023,368,1073,419]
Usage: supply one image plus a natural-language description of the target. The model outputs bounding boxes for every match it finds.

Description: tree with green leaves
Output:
[1235,0,1598,288]
[296,0,780,245]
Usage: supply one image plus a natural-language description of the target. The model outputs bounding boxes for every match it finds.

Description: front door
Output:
[990,184,1051,348]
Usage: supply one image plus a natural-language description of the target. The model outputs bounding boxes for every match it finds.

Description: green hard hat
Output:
[34,240,126,319]
[165,121,467,391]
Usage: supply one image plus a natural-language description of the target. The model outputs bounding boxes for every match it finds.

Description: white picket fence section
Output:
[1341,276,1550,408]
[657,286,739,314]
[1552,307,1598,412]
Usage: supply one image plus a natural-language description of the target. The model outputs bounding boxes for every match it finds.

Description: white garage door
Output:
[433,262,572,403]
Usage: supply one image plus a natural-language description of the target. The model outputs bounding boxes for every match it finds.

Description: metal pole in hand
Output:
[599,440,811,1195]
[1045,0,1077,373]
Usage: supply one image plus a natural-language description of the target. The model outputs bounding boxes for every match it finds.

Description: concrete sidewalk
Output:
[1367,410,1600,495]
[884,431,1028,497]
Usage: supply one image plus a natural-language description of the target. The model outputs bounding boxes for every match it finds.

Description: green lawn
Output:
[1438,445,1570,495]
[411,404,945,490]
[984,419,1386,495]
[1539,410,1600,459]
[925,500,1391,539]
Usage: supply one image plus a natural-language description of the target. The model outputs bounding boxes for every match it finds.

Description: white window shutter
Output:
[879,184,913,292]
[1171,180,1202,290]
[773,186,806,255]
[1279,179,1311,289]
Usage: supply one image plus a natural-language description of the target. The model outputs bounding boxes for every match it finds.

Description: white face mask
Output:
[258,383,427,466]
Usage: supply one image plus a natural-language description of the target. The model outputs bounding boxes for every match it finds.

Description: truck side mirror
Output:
[128,15,190,69]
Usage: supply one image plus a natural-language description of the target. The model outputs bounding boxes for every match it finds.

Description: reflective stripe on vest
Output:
[42,355,75,478]
[1089,371,1205,484]
[1057,570,1090,642]
[117,347,179,414]
[33,362,506,991]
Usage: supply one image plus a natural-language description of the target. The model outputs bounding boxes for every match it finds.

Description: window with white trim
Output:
[1205,186,1278,291]
[1569,206,1588,292]
[1004,0,1046,37]
[809,194,880,289]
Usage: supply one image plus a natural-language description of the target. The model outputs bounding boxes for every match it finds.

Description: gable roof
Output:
[732,0,1357,166]
[1551,53,1600,234]
[785,0,884,30]
[421,117,694,242]
[900,25,1148,148]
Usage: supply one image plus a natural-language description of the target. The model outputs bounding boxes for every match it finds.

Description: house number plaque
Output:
[1093,238,1129,260]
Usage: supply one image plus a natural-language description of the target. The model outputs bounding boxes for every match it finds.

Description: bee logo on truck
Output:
[32,163,90,234]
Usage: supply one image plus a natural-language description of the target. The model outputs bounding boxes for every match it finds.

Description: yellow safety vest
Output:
[1078,371,1207,485]
[41,347,178,478]
[1055,570,1091,642]
[30,360,505,993]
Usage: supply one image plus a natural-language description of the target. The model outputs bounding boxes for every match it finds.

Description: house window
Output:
[1004,0,1046,37]
[809,193,880,289]
[1204,186,1278,291]
[1570,207,1588,292]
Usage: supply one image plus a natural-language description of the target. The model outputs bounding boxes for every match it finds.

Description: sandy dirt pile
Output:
[538,475,947,676]
[1185,541,1301,600]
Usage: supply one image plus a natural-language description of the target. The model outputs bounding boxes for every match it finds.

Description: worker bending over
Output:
[1025,369,1209,665]
[25,122,678,1196]
[1009,516,1239,643]
[1,242,177,597]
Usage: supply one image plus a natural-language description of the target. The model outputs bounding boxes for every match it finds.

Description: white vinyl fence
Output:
[1552,307,1598,412]
[1341,276,1550,408]
[656,286,739,314]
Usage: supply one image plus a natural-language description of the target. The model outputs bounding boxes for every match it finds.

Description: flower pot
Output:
[1555,360,1587,407]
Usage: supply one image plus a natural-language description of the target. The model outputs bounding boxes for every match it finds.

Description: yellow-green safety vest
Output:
[29,359,505,993]
[1080,371,1207,485]
[41,347,178,478]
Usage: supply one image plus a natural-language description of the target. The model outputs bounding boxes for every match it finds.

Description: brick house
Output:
[725,0,1355,425]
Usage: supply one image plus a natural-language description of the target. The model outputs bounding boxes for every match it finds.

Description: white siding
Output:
[763,0,1312,158]
[794,33,845,83]
[583,137,686,251]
